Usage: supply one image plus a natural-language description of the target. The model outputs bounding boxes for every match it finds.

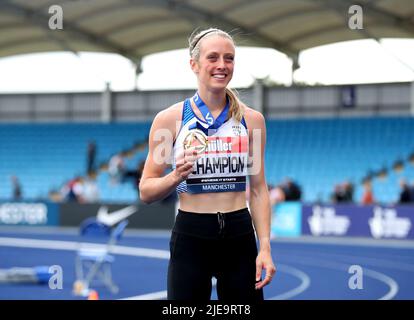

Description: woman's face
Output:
[191,35,235,92]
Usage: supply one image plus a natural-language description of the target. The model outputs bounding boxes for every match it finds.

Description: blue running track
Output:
[0,228,413,300]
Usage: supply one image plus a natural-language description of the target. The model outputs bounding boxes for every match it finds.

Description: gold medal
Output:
[183,129,208,154]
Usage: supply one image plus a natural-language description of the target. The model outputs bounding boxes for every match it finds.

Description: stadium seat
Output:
[0,123,149,202]
[2,117,414,204]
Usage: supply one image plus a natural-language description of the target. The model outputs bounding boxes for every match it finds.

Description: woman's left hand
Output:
[255,250,276,290]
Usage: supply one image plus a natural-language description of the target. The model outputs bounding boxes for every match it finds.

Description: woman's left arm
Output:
[245,108,276,290]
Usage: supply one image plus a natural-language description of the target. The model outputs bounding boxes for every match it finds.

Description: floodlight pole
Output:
[134,59,143,91]
[291,54,300,86]
[253,79,265,116]
[411,81,414,117]
[101,82,112,123]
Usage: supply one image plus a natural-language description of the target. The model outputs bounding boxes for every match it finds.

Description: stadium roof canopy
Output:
[1,0,413,68]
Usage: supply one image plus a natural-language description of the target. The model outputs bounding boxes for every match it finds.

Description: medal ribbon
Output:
[189,92,229,136]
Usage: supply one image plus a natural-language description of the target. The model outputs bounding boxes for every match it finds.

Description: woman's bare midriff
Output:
[178,191,247,213]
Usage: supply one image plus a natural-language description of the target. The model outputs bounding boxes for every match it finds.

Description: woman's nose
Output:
[216,58,226,69]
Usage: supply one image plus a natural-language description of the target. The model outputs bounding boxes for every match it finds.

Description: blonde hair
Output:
[189,28,244,123]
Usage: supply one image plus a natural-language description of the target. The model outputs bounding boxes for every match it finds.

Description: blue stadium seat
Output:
[0,122,150,202]
[1,117,414,204]
[265,117,414,204]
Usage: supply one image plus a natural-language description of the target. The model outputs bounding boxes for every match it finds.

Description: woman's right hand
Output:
[173,149,200,183]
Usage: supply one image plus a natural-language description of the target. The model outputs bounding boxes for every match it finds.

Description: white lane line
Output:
[272,236,414,249]
[275,248,414,273]
[0,237,169,259]
[281,256,399,300]
[0,237,78,250]
[112,246,169,259]
[363,268,399,300]
[121,290,168,300]
[0,236,401,300]
[121,278,218,300]
[0,236,171,300]
[268,264,311,300]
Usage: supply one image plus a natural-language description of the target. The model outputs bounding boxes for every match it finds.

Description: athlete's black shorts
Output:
[167,207,264,301]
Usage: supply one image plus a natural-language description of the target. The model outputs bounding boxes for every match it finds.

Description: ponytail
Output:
[225,87,244,123]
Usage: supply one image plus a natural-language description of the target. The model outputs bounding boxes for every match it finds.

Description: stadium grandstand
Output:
[1,84,413,205]
[1,0,414,302]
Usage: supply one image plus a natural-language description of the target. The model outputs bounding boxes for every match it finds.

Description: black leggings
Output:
[167,207,264,301]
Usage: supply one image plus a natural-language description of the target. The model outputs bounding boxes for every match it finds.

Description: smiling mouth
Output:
[212,74,227,79]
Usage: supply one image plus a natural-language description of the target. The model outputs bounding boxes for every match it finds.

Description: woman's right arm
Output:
[139,106,196,204]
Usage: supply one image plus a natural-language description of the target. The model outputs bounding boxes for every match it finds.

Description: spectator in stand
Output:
[343,180,354,202]
[86,140,97,174]
[289,179,302,201]
[331,184,342,203]
[10,175,22,201]
[331,181,354,203]
[410,180,414,203]
[108,152,126,185]
[61,176,85,203]
[361,181,374,205]
[82,171,99,203]
[280,178,302,201]
[124,159,146,190]
[399,179,411,203]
